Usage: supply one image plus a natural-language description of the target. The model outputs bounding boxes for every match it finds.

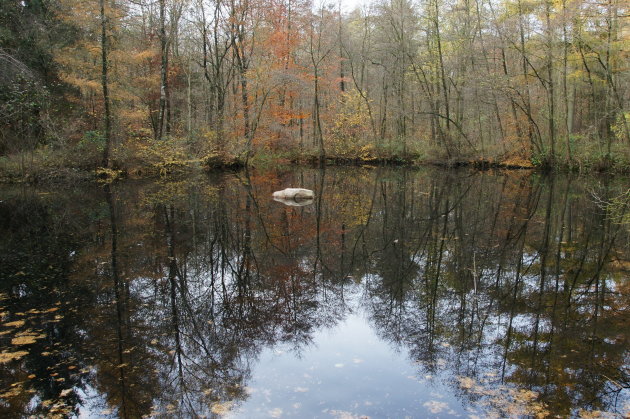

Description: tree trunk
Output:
[158,0,169,140]
[100,0,112,167]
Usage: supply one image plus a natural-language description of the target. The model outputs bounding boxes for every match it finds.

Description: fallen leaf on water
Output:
[11,332,46,346]
[458,376,475,389]
[11,336,36,345]
[576,409,614,418]
[328,409,370,419]
[0,386,23,398]
[211,401,234,415]
[0,350,29,363]
[4,320,25,328]
[269,407,283,418]
[423,400,449,414]
[60,389,72,397]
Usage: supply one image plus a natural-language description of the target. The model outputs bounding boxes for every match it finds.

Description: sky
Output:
[331,0,371,13]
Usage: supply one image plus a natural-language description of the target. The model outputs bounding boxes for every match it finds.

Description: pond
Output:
[0,167,629,418]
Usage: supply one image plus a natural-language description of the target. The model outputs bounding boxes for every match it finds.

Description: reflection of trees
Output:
[72,173,353,417]
[1,169,628,416]
[0,188,101,417]
[361,172,630,416]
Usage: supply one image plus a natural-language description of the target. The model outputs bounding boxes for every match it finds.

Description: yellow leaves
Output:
[131,49,158,63]
[0,385,24,399]
[4,320,25,328]
[328,89,374,157]
[11,336,38,346]
[11,331,46,346]
[53,1,153,126]
[59,74,101,95]
[119,109,149,125]
[4,310,53,346]
[456,375,550,418]
[358,144,377,162]
[0,350,29,364]
[95,167,124,183]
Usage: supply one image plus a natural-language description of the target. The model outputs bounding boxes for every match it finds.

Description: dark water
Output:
[0,168,629,418]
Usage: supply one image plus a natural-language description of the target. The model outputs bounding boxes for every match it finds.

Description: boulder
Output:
[272,188,314,200]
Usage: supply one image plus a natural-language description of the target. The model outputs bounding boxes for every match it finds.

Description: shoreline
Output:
[3,154,629,186]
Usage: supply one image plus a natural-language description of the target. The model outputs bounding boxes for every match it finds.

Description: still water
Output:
[0,167,628,418]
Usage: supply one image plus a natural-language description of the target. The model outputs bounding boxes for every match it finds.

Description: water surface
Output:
[0,168,629,417]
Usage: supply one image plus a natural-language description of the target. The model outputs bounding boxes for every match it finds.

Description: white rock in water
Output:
[272,188,314,200]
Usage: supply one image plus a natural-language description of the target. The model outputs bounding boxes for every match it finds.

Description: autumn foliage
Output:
[0,0,629,174]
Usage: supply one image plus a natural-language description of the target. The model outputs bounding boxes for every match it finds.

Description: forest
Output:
[0,0,628,179]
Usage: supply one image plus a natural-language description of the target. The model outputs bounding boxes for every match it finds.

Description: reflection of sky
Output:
[76,381,114,418]
[228,305,464,418]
